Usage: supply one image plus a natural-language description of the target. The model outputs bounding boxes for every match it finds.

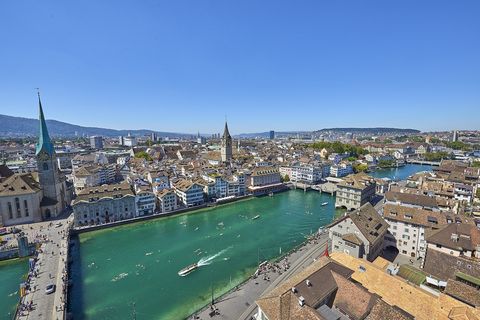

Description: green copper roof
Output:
[35,94,55,156]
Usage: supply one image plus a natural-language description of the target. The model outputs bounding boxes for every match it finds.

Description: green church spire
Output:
[35,91,55,156]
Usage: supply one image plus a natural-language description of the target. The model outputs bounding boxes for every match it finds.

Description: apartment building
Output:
[72,182,136,227]
[335,173,376,210]
[173,179,204,207]
[328,203,388,261]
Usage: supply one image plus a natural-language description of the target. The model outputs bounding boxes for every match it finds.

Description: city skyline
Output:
[1,1,479,133]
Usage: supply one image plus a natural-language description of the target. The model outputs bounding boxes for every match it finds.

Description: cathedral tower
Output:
[221,121,233,163]
[35,93,68,218]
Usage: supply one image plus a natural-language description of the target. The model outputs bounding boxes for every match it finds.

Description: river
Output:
[0,259,28,320]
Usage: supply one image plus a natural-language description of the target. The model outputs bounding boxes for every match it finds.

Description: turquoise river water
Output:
[0,259,28,320]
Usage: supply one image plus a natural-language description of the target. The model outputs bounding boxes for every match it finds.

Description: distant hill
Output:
[0,114,191,138]
[314,127,421,135]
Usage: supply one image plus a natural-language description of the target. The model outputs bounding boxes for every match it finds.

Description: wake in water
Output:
[197,247,231,267]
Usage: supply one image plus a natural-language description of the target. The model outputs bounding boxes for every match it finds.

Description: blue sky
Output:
[0,0,479,134]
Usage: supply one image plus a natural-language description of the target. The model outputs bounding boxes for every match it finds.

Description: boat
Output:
[178,263,198,276]
[321,202,328,206]
[252,215,260,220]
[268,192,274,197]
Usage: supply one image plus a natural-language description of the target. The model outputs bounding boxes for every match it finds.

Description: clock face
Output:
[38,152,50,161]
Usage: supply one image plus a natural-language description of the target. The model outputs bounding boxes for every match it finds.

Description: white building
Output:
[157,189,178,213]
[330,163,353,178]
[173,179,204,207]
[135,185,156,216]
[72,183,136,227]
[124,135,137,147]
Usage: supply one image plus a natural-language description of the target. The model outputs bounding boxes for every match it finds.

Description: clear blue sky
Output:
[0,0,479,134]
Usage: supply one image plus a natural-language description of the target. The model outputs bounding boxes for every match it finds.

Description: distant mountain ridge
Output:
[0,114,191,138]
[315,127,420,134]
[0,113,421,138]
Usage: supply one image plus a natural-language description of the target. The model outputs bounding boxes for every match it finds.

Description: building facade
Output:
[90,136,104,149]
[335,173,376,210]
[329,203,388,261]
[72,183,136,227]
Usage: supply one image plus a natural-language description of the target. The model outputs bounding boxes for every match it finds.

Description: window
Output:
[24,200,29,217]
[404,228,409,233]
[392,225,397,230]
[43,162,48,170]
[15,198,21,218]
[8,202,13,219]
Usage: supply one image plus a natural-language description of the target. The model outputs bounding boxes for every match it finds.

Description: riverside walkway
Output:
[191,231,330,320]
[15,216,72,320]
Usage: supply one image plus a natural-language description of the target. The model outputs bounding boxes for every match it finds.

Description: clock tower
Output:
[35,92,69,218]
[221,121,233,163]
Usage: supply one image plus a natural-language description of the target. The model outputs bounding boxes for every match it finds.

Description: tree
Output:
[282,174,290,182]
[424,152,451,162]
[135,151,153,161]
[378,159,395,168]
[353,163,368,173]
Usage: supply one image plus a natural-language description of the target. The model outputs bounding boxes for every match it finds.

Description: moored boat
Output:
[252,215,260,220]
[178,263,198,276]
[321,202,328,206]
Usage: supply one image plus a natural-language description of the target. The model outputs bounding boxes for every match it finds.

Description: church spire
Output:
[35,91,55,156]
[223,121,231,139]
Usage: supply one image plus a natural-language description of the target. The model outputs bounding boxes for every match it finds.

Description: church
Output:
[0,94,73,226]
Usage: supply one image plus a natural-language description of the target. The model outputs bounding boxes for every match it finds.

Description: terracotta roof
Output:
[383,204,474,228]
[385,191,438,209]
[338,173,376,190]
[342,233,364,246]
[0,173,41,196]
[445,279,480,307]
[73,182,134,205]
[423,249,480,282]
[348,203,389,245]
[331,252,480,320]
[256,257,353,320]
[0,165,14,179]
[426,223,480,252]
[331,271,377,319]
[366,299,414,320]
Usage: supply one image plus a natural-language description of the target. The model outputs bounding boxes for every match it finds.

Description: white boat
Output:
[321,202,328,206]
[252,215,260,220]
[178,263,198,276]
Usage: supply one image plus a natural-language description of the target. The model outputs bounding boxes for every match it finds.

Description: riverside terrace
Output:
[9,216,72,320]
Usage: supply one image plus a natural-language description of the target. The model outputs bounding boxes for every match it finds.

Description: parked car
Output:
[45,284,56,294]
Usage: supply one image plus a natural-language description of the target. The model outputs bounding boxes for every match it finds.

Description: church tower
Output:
[36,93,68,218]
[221,121,233,163]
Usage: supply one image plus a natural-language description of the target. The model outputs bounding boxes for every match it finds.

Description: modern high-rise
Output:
[221,122,233,163]
[35,93,72,218]
[269,130,275,140]
[90,135,103,149]
[452,130,459,142]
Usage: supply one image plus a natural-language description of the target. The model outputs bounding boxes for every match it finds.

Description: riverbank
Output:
[72,194,255,234]
[189,231,329,320]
